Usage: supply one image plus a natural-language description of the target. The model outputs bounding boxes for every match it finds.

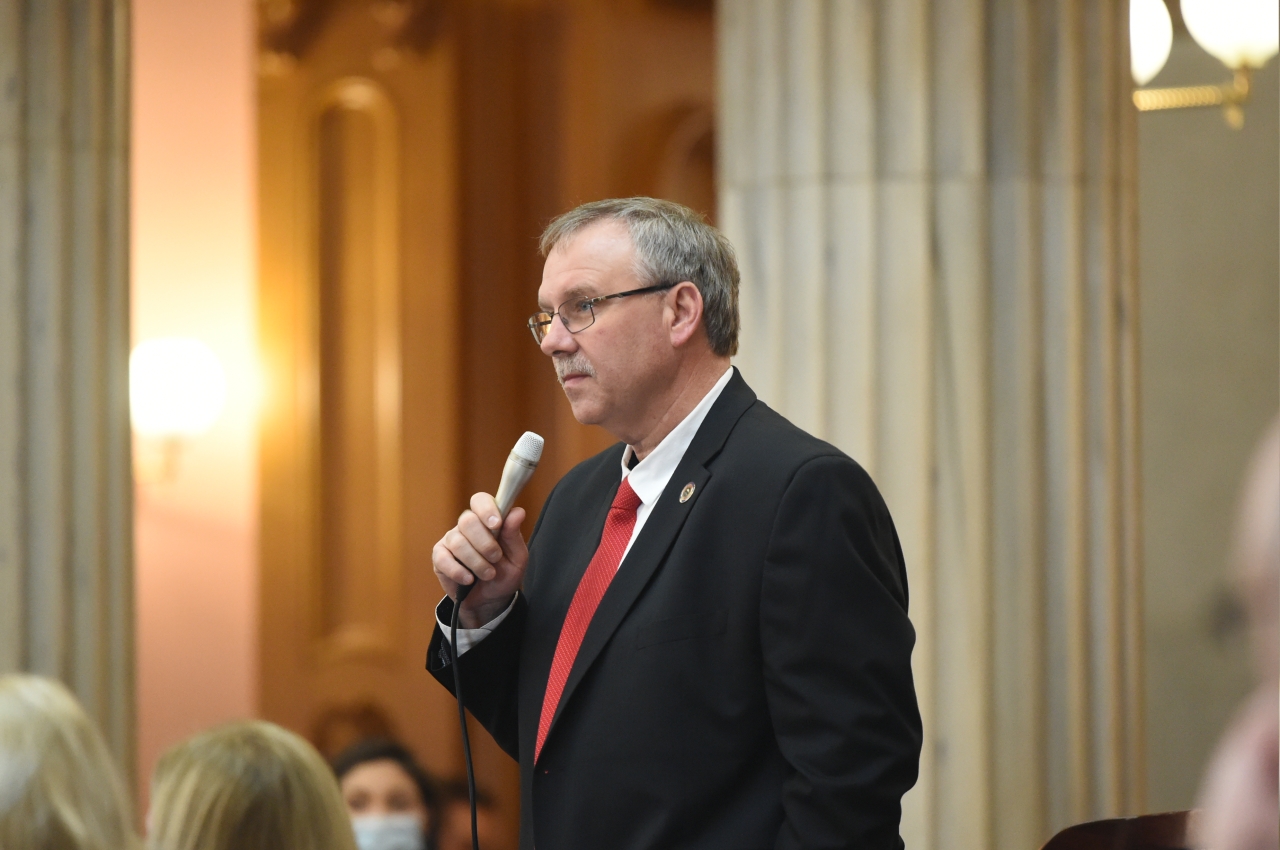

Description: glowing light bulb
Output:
[1181,0,1279,69]
[1132,0,1174,85]
[130,338,228,438]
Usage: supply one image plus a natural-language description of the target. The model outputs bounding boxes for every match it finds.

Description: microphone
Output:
[456,431,544,602]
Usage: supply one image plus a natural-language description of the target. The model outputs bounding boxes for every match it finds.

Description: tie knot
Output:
[611,478,643,514]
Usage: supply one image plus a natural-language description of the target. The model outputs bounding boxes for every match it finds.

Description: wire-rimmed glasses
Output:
[526,282,676,345]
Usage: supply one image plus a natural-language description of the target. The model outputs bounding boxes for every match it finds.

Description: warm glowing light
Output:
[1132,0,1174,84]
[130,337,228,437]
[1181,0,1279,69]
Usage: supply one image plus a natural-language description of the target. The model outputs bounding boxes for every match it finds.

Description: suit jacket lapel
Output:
[542,369,758,744]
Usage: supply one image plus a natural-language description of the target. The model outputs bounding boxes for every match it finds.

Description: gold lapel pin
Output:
[679,482,696,503]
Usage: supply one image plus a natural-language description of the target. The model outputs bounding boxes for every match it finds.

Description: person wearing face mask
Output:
[333,738,440,850]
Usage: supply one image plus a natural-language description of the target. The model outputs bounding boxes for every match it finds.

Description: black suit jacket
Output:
[429,371,921,849]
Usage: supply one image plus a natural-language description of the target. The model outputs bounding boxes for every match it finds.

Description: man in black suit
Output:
[429,198,921,849]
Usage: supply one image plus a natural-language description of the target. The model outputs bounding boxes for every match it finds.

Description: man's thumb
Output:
[501,507,527,544]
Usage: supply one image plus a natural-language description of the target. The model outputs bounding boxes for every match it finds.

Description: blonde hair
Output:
[147,720,357,850]
[0,674,138,850]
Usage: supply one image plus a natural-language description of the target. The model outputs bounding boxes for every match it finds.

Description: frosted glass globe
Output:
[130,337,228,437]
[1132,0,1174,84]
[1181,0,1279,69]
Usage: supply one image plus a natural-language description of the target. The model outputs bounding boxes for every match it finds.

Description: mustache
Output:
[554,354,596,386]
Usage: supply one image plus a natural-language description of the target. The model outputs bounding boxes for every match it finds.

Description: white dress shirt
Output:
[439,366,734,654]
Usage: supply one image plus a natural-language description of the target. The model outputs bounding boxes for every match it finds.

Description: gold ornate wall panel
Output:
[257,0,460,784]
[312,78,403,663]
[617,102,717,223]
[651,105,716,223]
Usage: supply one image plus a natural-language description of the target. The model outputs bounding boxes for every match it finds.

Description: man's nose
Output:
[540,313,576,357]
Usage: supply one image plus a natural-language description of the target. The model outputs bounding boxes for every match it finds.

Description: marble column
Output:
[0,0,133,772]
[718,2,1142,848]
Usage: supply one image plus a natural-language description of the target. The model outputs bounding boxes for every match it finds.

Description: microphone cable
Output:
[443,431,542,850]
[449,581,481,850]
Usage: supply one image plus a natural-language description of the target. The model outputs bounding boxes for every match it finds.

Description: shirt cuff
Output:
[435,592,519,655]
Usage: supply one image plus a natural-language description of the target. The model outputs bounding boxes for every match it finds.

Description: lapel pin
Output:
[679,482,696,503]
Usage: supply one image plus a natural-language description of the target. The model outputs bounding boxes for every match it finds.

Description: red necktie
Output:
[535,477,642,762]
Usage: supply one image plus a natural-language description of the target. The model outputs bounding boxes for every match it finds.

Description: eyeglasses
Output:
[526,282,676,345]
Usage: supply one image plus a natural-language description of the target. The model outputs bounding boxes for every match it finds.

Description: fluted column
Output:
[0,0,133,772]
[719,2,1141,848]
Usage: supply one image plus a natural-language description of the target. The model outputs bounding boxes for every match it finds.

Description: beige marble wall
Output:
[1139,36,1279,811]
[718,2,1142,847]
[0,0,133,772]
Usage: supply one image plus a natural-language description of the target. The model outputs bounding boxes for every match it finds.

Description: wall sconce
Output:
[130,337,228,482]
[1131,0,1279,128]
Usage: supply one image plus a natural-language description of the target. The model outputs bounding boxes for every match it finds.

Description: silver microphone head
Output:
[512,431,544,465]
[495,432,544,518]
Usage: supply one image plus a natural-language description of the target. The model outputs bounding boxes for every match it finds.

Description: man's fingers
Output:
[469,492,502,532]
[457,509,504,564]
[432,542,475,592]
[443,526,497,580]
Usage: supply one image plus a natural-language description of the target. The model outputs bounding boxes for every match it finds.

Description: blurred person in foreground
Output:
[1193,418,1279,850]
[433,780,502,850]
[429,198,920,848]
[147,719,357,850]
[334,737,440,850]
[0,674,137,850]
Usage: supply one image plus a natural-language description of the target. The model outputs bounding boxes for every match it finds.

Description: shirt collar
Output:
[620,367,734,506]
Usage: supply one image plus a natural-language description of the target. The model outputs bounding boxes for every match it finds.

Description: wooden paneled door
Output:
[256,0,463,784]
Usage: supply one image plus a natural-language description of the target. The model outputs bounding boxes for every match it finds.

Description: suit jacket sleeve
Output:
[761,455,922,850]
[424,482,560,761]
[427,593,526,759]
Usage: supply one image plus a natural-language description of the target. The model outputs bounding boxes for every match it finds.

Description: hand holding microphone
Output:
[433,432,544,627]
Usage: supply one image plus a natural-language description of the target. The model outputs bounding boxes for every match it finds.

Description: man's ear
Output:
[666,281,704,348]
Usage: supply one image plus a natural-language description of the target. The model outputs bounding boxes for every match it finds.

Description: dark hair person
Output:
[333,738,440,850]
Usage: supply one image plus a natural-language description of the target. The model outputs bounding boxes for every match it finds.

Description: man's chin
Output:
[563,390,603,426]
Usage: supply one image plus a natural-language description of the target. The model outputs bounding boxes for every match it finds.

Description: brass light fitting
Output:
[1129,0,1276,130]
[1133,66,1254,129]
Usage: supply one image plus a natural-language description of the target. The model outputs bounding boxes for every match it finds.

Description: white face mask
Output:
[352,814,426,850]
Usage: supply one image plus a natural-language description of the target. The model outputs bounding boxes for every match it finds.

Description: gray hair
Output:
[539,197,740,357]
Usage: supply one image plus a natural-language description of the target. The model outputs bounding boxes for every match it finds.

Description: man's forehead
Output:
[538,221,636,307]
[536,280,597,310]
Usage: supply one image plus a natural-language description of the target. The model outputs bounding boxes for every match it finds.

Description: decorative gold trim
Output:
[369,0,445,69]
[1133,68,1253,129]
[257,0,331,72]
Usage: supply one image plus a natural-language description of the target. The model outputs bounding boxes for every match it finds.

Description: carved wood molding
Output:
[258,0,333,67]
[258,0,445,73]
[370,0,446,59]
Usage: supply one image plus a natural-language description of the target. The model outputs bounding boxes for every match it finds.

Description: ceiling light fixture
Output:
[1131,0,1278,128]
